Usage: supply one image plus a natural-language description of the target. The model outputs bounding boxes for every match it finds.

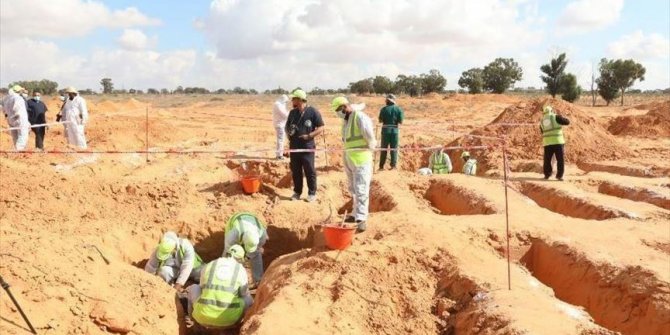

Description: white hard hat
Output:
[64,86,78,94]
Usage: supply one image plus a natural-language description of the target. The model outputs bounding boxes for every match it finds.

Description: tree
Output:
[458,68,484,94]
[129,88,137,94]
[174,86,184,94]
[160,88,170,94]
[420,69,447,94]
[608,58,646,105]
[100,78,113,94]
[9,79,59,95]
[393,75,423,97]
[540,53,568,98]
[372,76,394,94]
[559,74,581,102]
[482,58,523,93]
[596,59,620,105]
[147,88,159,94]
[349,78,374,95]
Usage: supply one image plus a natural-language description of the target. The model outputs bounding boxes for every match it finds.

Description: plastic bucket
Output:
[322,224,356,250]
[241,175,261,194]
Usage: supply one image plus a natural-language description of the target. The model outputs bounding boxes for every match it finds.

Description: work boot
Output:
[306,194,317,203]
[291,193,300,201]
[344,216,356,223]
[356,220,367,233]
[557,177,564,181]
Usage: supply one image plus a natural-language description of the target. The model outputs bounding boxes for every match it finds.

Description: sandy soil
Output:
[1,93,668,335]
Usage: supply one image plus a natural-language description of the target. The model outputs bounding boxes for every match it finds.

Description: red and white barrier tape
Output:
[0,121,74,132]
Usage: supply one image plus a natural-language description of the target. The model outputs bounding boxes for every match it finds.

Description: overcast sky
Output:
[1,0,668,92]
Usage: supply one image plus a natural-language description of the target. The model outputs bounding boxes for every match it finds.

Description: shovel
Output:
[0,275,37,334]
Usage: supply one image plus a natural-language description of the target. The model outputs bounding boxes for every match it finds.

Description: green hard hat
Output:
[228,245,245,260]
[290,89,307,101]
[331,96,349,111]
[156,233,178,261]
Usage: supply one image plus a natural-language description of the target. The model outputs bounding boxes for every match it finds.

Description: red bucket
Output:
[323,224,356,250]
[241,175,261,194]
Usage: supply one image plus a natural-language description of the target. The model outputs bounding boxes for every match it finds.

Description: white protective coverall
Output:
[272,95,289,158]
[342,104,376,222]
[144,232,203,286]
[1,90,30,150]
[62,95,89,149]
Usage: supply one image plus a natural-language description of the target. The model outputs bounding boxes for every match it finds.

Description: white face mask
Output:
[20,93,28,98]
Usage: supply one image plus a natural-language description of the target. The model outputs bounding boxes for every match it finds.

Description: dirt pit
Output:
[423,179,498,215]
[337,180,398,214]
[520,239,670,335]
[598,182,670,210]
[517,182,631,220]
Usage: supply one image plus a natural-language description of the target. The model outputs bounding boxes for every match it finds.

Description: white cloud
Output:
[607,30,670,60]
[557,0,624,34]
[118,29,150,50]
[0,0,160,39]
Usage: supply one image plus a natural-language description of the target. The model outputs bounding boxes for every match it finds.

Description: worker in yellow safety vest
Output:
[184,245,253,329]
[429,147,453,174]
[461,151,478,176]
[144,231,204,292]
[331,96,377,233]
[540,105,570,181]
[223,212,268,287]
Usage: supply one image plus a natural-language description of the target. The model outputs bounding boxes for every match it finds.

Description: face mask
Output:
[33,96,41,101]
[59,96,65,101]
[21,93,28,98]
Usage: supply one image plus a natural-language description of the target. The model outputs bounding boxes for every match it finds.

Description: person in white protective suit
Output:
[272,94,289,160]
[1,85,30,151]
[331,97,377,233]
[61,86,88,149]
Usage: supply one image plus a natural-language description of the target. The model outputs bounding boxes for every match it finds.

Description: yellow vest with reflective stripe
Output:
[344,111,372,166]
[225,212,265,243]
[158,240,203,271]
[192,258,245,327]
[431,152,451,174]
[540,112,565,146]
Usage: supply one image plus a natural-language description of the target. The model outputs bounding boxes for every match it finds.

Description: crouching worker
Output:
[184,245,253,329]
[144,231,204,291]
[224,212,268,288]
[461,151,478,176]
[429,147,452,174]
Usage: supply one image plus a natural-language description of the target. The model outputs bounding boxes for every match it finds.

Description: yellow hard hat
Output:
[460,151,470,159]
[228,245,245,260]
[156,232,178,261]
[11,85,24,92]
[290,89,307,101]
[331,96,349,111]
[542,105,553,114]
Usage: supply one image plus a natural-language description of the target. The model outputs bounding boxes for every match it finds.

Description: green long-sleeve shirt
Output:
[378,104,404,135]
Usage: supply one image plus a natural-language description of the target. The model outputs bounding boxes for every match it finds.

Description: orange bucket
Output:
[241,175,261,194]
[323,224,356,250]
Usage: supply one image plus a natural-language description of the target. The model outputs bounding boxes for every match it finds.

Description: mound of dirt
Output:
[447,98,634,173]
[608,101,670,137]
[94,100,120,113]
[117,98,146,111]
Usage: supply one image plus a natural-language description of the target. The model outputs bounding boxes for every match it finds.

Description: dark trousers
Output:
[32,114,46,149]
[543,144,565,179]
[379,132,399,169]
[290,152,317,195]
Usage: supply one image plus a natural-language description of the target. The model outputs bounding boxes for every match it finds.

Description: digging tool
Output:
[85,244,110,265]
[0,275,37,334]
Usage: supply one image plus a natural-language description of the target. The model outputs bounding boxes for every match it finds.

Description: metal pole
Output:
[502,142,511,291]
[0,276,37,334]
[145,106,149,163]
[322,129,328,167]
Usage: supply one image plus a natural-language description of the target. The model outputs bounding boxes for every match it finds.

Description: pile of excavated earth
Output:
[1,94,668,335]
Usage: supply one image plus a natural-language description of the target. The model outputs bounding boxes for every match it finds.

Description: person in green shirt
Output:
[378,94,404,170]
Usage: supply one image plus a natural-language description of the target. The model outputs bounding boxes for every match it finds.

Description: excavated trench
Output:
[598,182,670,210]
[520,239,670,335]
[518,182,630,220]
[423,179,498,215]
[337,180,398,214]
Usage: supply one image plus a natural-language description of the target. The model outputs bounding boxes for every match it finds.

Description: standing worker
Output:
[144,231,204,292]
[429,147,452,174]
[331,97,376,233]
[223,212,268,288]
[461,151,477,176]
[61,86,88,149]
[285,88,324,202]
[1,85,30,151]
[184,245,253,329]
[272,94,289,160]
[26,90,48,150]
[540,105,570,181]
[378,94,403,170]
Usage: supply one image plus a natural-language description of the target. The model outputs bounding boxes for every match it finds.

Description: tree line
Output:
[4,56,651,106]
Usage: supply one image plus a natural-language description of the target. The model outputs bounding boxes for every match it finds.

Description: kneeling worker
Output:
[429,147,452,174]
[461,151,477,176]
[224,212,268,287]
[185,245,253,329]
[145,231,204,291]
